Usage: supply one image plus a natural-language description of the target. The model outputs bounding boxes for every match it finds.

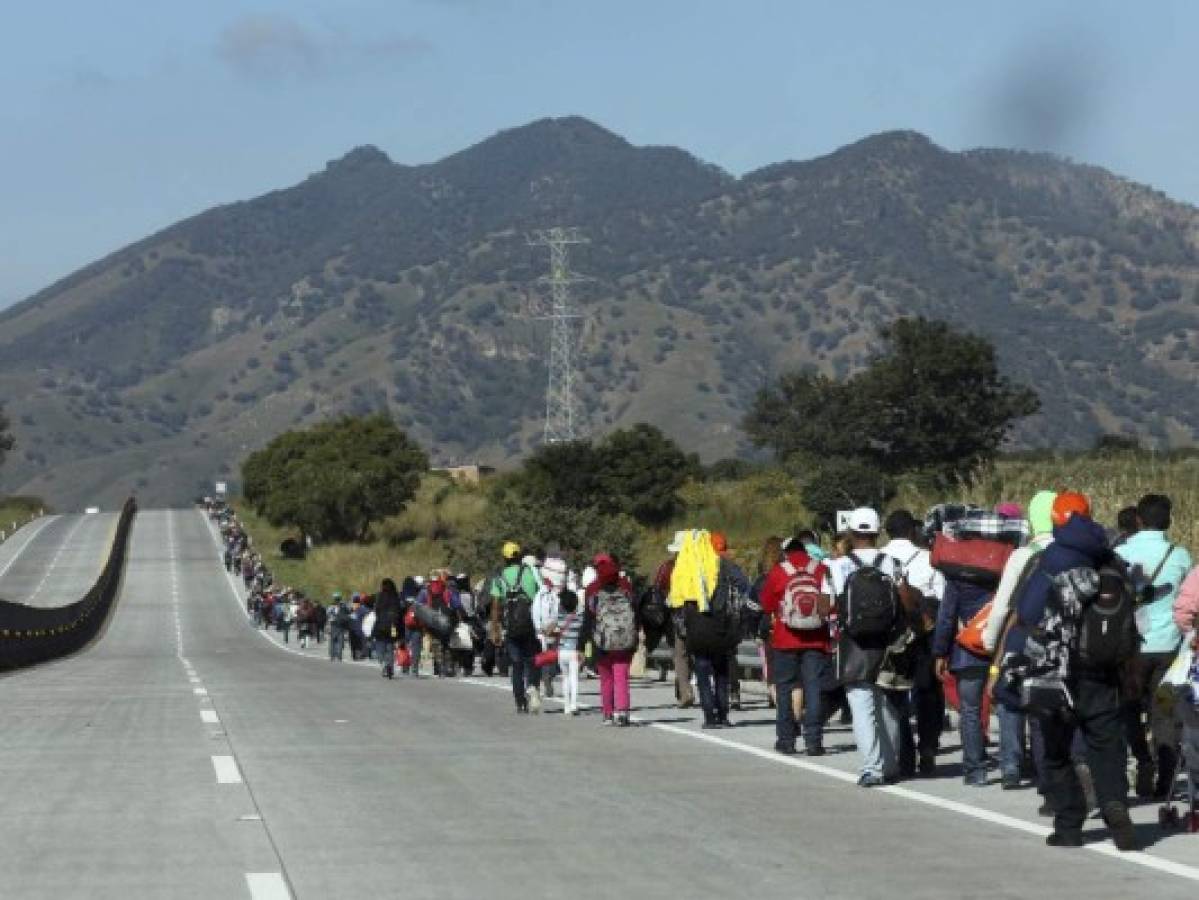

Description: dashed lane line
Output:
[245,872,291,900]
[198,510,1199,886]
[211,755,243,785]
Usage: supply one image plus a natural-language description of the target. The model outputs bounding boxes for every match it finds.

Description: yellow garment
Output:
[668,529,721,611]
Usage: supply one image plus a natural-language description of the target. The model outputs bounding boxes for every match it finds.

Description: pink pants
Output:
[597,651,632,717]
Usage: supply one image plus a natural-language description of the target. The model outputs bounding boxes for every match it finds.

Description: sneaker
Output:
[858,773,885,788]
[701,720,720,730]
[918,754,936,777]
[774,742,798,756]
[529,689,542,714]
[1037,799,1054,818]
[602,716,615,726]
[1045,831,1083,848]
[1101,802,1138,852]
[1001,773,1021,790]
[616,713,631,727]
[806,746,826,757]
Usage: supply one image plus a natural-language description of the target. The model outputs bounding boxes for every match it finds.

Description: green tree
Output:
[595,423,699,525]
[800,459,897,532]
[0,404,12,471]
[241,414,427,542]
[511,440,604,510]
[745,317,1039,485]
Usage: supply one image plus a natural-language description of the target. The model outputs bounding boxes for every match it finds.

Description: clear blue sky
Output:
[2,0,1195,306]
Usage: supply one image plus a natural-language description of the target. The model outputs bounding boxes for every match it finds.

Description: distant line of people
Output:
[206,489,1199,851]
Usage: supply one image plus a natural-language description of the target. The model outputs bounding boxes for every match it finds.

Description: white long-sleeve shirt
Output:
[532,586,560,645]
[982,534,1053,653]
[879,539,945,601]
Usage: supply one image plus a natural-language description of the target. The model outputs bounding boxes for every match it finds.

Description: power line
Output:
[528,227,589,444]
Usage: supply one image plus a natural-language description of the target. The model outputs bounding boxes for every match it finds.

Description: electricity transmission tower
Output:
[528,227,589,444]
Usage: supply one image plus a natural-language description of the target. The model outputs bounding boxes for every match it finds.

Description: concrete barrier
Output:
[0,498,137,671]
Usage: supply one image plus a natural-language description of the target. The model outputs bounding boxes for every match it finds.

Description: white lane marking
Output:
[22,515,89,604]
[0,515,58,581]
[212,755,243,784]
[193,687,208,696]
[453,678,1199,884]
[201,710,220,725]
[245,872,291,900]
[199,509,1199,884]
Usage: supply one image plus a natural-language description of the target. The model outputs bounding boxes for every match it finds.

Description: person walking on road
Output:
[760,537,831,756]
[328,594,350,661]
[588,554,638,726]
[489,542,543,713]
[1115,493,1193,798]
[373,578,402,679]
[1011,492,1138,851]
[821,508,906,787]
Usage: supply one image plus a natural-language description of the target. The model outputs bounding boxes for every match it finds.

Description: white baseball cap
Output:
[848,507,881,534]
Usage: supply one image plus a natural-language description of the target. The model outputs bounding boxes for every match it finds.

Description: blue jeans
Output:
[846,683,900,778]
[772,648,827,749]
[998,703,1027,779]
[957,671,988,780]
[694,653,731,724]
[507,638,541,708]
[329,630,345,660]
[375,638,395,675]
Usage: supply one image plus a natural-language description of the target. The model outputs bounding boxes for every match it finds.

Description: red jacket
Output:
[759,550,831,652]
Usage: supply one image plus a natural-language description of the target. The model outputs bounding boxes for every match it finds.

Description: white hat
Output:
[581,566,597,589]
[848,507,881,534]
[666,530,687,553]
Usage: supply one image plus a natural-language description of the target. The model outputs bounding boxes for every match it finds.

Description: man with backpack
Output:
[489,541,543,713]
[1115,493,1194,798]
[881,510,945,776]
[760,536,831,755]
[820,508,906,786]
[1010,492,1138,851]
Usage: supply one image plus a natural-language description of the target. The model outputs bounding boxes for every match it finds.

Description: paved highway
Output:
[0,508,1196,899]
[0,513,117,607]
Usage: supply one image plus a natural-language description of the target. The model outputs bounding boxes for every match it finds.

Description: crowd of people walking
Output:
[210,489,1199,852]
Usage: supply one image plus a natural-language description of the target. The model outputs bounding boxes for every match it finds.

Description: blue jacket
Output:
[932,579,992,672]
[1009,516,1111,653]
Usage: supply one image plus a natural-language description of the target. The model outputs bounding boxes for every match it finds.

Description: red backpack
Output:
[777,558,828,630]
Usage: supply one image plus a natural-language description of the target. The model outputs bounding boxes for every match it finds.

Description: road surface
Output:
[0,512,117,607]
[0,508,1195,899]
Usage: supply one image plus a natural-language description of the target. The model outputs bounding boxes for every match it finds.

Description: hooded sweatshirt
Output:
[1011,514,1111,654]
[982,490,1055,653]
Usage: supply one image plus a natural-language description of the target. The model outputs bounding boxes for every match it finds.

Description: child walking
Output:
[555,590,585,716]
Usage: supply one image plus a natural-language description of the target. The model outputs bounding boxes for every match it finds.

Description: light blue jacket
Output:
[1116,530,1194,654]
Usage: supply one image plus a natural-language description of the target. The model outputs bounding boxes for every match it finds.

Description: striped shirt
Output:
[556,611,584,650]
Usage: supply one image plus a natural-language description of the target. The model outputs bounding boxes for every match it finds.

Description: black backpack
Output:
[1076,561,1140,669]
[840,553,899,640]
[502,566,536,641]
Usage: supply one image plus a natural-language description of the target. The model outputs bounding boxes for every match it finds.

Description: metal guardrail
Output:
[0,498,137,671]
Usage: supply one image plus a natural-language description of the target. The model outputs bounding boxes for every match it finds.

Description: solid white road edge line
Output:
[212,755,243,784]
[199,511,1199,885]
[245,872,291,900]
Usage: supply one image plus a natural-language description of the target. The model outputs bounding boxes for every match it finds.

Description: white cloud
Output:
[215,13,431,80]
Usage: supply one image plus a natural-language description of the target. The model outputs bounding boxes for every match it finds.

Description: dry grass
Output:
[234,456,1199,588]
[0,497,48,541]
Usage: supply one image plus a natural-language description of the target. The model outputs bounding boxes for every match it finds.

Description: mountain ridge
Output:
[1,116,1196,509]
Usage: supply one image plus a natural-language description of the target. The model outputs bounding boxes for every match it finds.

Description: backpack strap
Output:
[847,551,864,570]
[1147,544,1176,587]
[779,559,798,578]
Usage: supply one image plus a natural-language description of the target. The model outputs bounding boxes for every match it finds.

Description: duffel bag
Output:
[931,535,1012,588]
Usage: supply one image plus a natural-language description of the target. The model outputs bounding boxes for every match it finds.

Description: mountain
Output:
[2,116,1197,509]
